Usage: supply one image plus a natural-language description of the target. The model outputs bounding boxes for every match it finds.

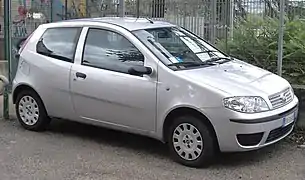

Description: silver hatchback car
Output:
[13,17,299,167]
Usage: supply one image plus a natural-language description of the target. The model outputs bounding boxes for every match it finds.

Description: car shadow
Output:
[45,118,286,168]
[47,118,169,158]
[212,145,279,168]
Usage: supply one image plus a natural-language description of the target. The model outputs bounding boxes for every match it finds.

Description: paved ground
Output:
[0,96,304,180]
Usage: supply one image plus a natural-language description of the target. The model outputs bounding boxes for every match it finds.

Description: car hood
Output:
[176,59,290,96]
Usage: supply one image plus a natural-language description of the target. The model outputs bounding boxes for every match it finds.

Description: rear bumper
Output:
[204,95,299,152]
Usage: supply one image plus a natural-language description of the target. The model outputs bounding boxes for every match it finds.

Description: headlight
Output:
[290,87,295,98]
[223,96,270,113]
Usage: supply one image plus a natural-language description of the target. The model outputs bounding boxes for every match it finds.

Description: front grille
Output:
[266,123,294,143]
[269,88,293,109]
[237,132,264,146]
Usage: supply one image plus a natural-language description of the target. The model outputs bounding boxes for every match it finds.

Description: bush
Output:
[216,16,305,85]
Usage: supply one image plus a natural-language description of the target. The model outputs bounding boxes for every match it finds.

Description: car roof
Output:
[45,17,176,31]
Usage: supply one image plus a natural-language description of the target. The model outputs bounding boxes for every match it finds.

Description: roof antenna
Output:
[145,17,154,24]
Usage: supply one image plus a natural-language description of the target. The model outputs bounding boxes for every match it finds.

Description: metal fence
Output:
[1,0,305,86]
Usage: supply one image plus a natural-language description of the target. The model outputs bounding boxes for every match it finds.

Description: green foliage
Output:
[216,16,305,85]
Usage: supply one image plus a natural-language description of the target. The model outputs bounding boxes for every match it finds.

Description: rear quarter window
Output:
[36,27,82,62]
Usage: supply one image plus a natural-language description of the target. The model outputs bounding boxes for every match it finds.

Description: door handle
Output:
[76,72,87,79]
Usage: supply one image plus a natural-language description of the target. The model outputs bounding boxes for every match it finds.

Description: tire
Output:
[167,115,216,168]
[15,89,51,131]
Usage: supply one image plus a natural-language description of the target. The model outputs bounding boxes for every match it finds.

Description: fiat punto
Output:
[12,17,299,167]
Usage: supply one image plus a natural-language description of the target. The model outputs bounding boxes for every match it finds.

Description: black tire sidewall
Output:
[15,90,50,131]
[168,116,216,168]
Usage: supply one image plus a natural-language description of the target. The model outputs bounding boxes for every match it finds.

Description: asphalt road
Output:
[0,96,304,180]
[0,117,303,180]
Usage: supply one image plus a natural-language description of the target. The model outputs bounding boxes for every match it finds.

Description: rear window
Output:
[36,27,81,62]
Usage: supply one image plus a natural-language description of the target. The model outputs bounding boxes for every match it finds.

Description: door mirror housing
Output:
[128,66,152,76]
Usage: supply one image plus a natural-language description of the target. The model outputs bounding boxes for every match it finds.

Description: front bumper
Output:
[203,95,299,152]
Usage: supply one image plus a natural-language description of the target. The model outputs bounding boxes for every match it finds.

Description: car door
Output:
[30,27,82,119]
[70,27,158,132]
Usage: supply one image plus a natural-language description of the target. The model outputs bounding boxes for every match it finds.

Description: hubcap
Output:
[18,96,39,126]
[172,123,203,161]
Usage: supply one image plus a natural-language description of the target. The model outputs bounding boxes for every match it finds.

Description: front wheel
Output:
[168,115,216,168]
[15,90,51,131]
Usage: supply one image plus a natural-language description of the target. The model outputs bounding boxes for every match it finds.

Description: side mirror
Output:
[128,66,152,76]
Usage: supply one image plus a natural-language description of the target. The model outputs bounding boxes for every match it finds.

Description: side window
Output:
[36,27,81,62]
[82,28,144,74]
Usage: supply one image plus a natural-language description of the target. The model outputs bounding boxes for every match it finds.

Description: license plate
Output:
[282,111,296,127]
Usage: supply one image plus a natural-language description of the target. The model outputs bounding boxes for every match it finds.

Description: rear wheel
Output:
[168,115,216,168]
[15,90,51,131]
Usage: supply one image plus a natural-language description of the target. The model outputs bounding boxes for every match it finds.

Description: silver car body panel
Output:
[12,17,299,152]
[71,26,158,132]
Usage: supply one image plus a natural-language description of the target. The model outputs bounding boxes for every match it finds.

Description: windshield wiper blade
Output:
[205,57,233,64]
[168,61,216,67]
[195,50,218,54]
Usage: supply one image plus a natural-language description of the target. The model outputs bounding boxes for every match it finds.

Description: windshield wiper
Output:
[195,50,218,54]
[168,61,216,67]
[205,57,233,64]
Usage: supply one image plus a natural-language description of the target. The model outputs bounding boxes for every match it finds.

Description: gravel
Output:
[0,118,304,180]
[288,129,305,145]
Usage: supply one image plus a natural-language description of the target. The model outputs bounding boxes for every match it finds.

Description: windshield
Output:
[133,27,229,69]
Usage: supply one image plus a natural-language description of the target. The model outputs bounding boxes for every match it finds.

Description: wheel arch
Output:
[162,106,220,151]
[13,83,51,131]
[13,84,42,105]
